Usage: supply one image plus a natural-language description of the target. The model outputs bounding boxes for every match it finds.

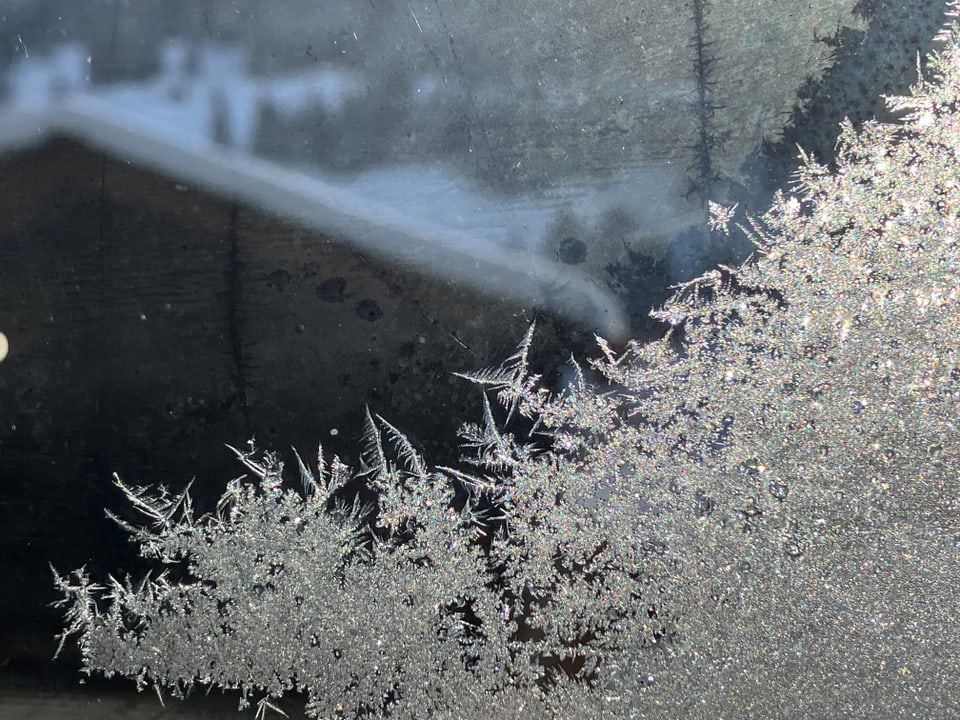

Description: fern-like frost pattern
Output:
[53,5,960,717]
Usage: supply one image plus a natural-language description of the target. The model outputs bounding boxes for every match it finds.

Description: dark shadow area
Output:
[748,0,948,190]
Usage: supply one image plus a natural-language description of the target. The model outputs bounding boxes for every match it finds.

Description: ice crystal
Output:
[53,5,960,717]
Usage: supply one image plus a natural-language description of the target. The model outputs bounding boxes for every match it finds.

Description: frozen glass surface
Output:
[0,2,954,718]
[0,0,896,337]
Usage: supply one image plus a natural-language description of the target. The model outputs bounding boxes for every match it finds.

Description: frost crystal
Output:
[53,6,960,718]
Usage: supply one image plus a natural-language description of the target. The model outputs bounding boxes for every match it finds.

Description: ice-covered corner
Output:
[0,38,707,343]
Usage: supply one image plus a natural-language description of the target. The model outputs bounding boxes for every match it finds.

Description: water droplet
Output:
[784,541,804,558]
[769,480,789,501]
[693,489,714,517]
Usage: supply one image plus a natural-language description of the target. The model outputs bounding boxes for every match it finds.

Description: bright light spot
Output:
[0,331,8,361]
